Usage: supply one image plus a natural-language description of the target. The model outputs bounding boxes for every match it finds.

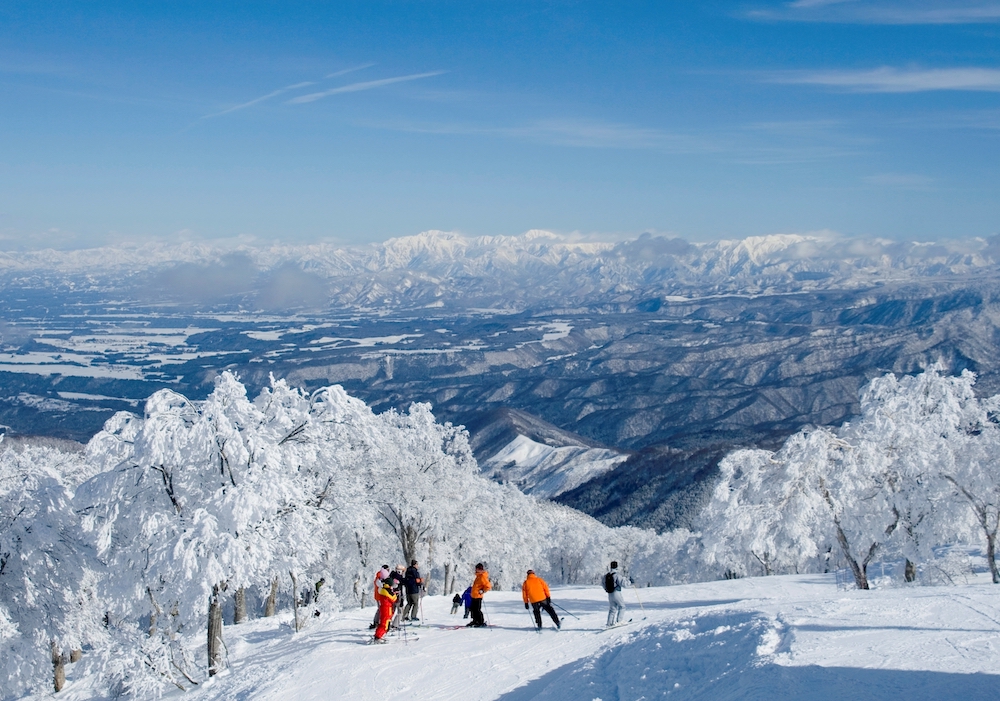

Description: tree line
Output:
[0,372,679,698]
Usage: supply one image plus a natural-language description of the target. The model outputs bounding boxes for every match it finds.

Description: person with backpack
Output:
[604,560,629,627]
[466,563,491,627]
[461,586,472,618]
[388,565,407,628]
[402,559,424,621]
[521,569,560,630]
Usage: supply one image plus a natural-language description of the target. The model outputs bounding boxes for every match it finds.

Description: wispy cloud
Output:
[768,67,1000,92]
[204,81,316,118]
[863,173,937,190]
[787,0,857,8]
[287,71,446,104]
[367,116,862,163]
[371,118,712,152]
[751,1,1000,24]
[202,63,375,117]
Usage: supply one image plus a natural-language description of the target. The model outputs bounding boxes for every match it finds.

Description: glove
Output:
[524,602,529,609]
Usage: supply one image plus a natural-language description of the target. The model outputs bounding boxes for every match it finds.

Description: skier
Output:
[604,560,629,627]
[466,563,491,627]
[372,577,397,644]
[521,569,560,630]
[312,577,326,618]
[370,565,391,629]
[402,559,423,621]
[388,565,407,628]
[450,592,463,614]
[461,586,472,618]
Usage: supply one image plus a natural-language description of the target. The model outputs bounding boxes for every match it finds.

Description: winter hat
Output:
[610,561,618,569]
[475,563,484,571]
[526,570,534,575]
[411,559,418,566]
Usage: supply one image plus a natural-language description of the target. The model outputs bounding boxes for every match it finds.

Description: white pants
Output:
[607,591,626,626]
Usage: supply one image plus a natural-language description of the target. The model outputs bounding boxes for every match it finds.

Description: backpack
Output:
[604,572,616,593]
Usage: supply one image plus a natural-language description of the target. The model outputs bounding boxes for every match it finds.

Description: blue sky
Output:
[1,1,998,248]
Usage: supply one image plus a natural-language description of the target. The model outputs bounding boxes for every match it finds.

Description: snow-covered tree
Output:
[700,367,1000,589]
[77,373,333,691]
[0,442,107,697]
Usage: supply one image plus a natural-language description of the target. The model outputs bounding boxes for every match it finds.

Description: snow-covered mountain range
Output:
[2,230,997,311]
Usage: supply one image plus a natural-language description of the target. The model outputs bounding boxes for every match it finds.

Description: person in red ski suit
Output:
[373,579,397,642]
[370,565,390,629]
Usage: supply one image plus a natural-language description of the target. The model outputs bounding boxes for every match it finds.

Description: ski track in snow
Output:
[53,573,1000,701]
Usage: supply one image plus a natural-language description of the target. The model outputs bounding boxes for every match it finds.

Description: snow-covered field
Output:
[51,573,1000,701]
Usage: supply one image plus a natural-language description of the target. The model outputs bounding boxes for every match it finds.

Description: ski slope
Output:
[52,573,1000,701]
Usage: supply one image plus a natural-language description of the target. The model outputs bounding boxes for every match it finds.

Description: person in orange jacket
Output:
[372,578,397,643]
[466,562,492,628]
[522,569,561,630]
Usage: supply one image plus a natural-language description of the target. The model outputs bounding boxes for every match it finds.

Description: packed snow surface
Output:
[51,573,1000,701]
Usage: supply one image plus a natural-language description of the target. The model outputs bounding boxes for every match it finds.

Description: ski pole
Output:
[483,600,492,629]
[526,605,540,632]
[399,602,409,645]
[552,602,580,620]
[631,583,646,613]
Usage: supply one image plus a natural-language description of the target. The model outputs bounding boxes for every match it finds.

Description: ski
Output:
[368,635,420,644]
[599,618,633,633]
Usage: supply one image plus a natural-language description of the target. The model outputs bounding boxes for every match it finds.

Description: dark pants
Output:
[470,597,485,626]
[531,600,560,629]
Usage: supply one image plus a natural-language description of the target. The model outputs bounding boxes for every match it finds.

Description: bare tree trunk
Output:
[207,584,224,676]
[264,576,279,617]
[70,649,82,663]
[822,483,898,591]
[444,562,453,596]
[987,531,999,584]
[234,587,247,624]
[944,476,1000,584]
[904,559,917,583]
[52,642,66,692]
[751,550,773,576]
[834,521,870,590]
[289,571,301,633]
[401,523,418,565]
[147,587,161,637]
[426,537,435,595]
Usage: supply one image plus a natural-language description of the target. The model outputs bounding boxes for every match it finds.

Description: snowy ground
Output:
[55,573,1000,701]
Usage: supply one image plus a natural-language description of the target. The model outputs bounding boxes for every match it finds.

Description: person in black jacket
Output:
[388,565,407,628]
[402,559,424,621]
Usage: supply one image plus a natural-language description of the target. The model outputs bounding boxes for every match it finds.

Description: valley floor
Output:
[53,573,1000,701]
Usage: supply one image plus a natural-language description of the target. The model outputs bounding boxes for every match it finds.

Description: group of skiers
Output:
[371,560,425,643]
[370,560,632,643]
